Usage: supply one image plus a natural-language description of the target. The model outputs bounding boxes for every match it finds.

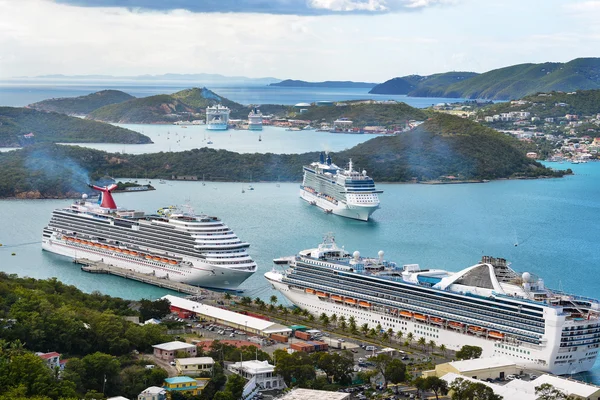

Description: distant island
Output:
[28,89,135,115]
[270,79,377,88]
[0,113,567,198]
[371,57,600,100]
[0,107,152,148]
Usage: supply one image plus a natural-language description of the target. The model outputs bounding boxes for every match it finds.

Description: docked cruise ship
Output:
[300,153,382,221]
[206,104,230,130]
[265,236,600,375]
[248,107,263,131]
[42,184,257,290]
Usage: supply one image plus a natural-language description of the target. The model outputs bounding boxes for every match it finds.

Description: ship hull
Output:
[207,123,228,130]
[265,272,597,375]
[43,238,253,290]
[300,189,378,221]
[248,124,263,131]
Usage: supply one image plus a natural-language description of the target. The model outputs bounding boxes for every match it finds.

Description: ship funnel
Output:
[319,152,325,164]
[88,183,118,210]
[326,154,332,166]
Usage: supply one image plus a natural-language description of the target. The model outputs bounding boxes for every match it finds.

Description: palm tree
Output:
[302,309,310,318]
[396,330,404,341]
[429,340,436,354]
[254,297,262,306]
[387,328,394,343]
[407,332,414,343]
[224,292,232,305]
[292,307,301,316]
[439,344,447,358]
[403,340,410,348]
[339,320,347,332]
[330,313,338,327]
[241,296,252,306]
[282,307,290,321]
[382,332,389,343]
[348,316,356,326]
[268,304,276,312]
[270,295,278,307]
[418,337,427,353]
[319,313,329,328]
[308,314,315,322]
[376,323,382,333]
[339,315,346,324]
[361,323,369,335]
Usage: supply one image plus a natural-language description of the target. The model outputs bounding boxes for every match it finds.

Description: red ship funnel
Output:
[89,184,118,209]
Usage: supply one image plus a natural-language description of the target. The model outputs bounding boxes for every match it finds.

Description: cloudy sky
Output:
[0,0,598,81]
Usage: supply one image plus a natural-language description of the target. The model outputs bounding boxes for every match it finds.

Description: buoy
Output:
[11,253,16,256]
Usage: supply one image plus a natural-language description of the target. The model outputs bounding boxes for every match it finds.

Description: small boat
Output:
[400,310,413,318]
[489,331,505,339]
[345,298,357,305]
[430,317,444,325]
[331,295,343,302]
[247,185,254,191]
[153,257,161,261]
[316,291,328,298]
[414,314,428,322]
[169,260,177,265]
[159,180,166,184]
[305,288,316,294]
[145,255,152,260]
[359,301,372,308]
[130,251,138,256]
[448,321,463,329]
[160,258,169,263]
[258,134,262,142]
[468,325,486,334]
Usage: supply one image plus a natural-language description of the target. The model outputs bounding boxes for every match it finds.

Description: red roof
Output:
[38,352,60,360]
[196,340,259,350]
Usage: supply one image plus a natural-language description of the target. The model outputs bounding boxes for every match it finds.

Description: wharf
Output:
[75,258,207,296]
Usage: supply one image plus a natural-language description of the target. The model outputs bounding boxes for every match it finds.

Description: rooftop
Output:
[140,386,166,394]
[230,360,275,374]
[165,376,197,385]
[440,373,535,400]
[448,356,516,372]
[532,374,600,397]
[162,295,291,334]
[176,357,214,366]
[277,388,350,400]
[37,352,60,360]
[152,340,196,351]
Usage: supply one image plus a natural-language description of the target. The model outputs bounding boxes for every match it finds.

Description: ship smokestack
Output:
[88,183,118,210]
[319,152,325,164]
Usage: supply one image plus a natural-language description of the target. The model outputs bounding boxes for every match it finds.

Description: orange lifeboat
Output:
[130,251,138,256]
[400,311,413,318]
[169,260,177,265]
[145,255,152,260]
[489,331,504,339]
[414,314,428,322]
[359,301,371,308]
[430,317,444,325]
[116,249,123,253]
[75,239,82,243]
[94,243,102,248]
[153,257,161,261]
[316,292,328,298]
[468,325,486,333]
[306,288,316,294]
[345,298,357,305]
[331,295,343,302]
[448,321,463,329]
[160,258,169,263]
[102,245,109,249]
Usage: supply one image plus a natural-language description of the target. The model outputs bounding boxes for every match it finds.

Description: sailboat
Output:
[259,134,262,142]
[207,136,213,145]
[242,186,245,193]
[276,175,280,188]
[202,174,206,186]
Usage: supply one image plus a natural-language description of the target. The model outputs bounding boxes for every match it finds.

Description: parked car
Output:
[351,348,358,353]
[530,374,538,380]
[506,375,516,380]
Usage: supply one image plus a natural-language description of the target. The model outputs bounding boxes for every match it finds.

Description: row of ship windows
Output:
[495,350,534,362]
[494,343,530,355]
[291,271,544,335]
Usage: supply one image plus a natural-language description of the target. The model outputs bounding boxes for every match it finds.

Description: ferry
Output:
[206,105,230,130]
[300,153,382,221]
[42,184,256,290]
[265,235,600,375]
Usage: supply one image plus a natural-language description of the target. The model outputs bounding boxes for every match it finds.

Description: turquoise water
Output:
[0,81,468,108]
[1,163,599,382]
[58,124,380,155]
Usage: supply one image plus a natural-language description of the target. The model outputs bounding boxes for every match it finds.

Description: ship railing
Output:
[550,290,600,305]
[492,292,561,309]
[284,276,542,342]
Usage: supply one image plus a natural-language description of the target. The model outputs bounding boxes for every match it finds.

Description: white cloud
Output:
[308,0,389,12]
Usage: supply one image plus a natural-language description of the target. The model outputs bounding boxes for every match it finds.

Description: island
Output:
[0,113,568,198]
[370,57,600,100]
[28,89,135,115]
[269,79,377,88]
[0,107,152,148]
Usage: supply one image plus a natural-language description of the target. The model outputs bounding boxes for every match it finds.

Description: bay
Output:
[0,80,467,108]
[1,163,599,383]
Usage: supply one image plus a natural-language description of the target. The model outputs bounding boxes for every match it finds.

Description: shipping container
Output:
[295,331,311,340]
[270,333,288,343]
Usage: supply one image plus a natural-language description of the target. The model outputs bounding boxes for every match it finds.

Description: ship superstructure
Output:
[42,184,256,290]
[248,107,263,131]
[300,153,382,221]
[265,235,600,375]
[206,104,230,130]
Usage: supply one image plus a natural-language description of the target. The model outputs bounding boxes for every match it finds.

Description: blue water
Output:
[1,162,599,382]
[0,80,467,108]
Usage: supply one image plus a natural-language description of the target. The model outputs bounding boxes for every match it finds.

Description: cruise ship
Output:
[206,104,230,130]
[265,236,600,375]
[42,184,257,290]
[248,107,263,131]
[300,153,382,221]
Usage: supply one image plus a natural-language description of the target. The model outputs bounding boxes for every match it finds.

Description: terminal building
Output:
[162,295,291,337]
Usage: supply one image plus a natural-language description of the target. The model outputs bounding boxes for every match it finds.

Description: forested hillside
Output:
[28,90,135,115]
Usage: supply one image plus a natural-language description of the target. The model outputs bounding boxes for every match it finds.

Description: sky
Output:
[0,0,598,82]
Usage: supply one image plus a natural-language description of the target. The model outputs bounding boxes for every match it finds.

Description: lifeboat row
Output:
[303,289,370,307]
[63,236,179,266]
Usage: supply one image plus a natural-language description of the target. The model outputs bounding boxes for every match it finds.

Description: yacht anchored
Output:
[248,106,263,131]
[265,235,600,375]
[300,153,382,221]
[42,184,256,290]
[206,105,230,130]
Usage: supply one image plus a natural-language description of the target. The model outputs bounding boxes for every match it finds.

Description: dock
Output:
[75,258,208,296]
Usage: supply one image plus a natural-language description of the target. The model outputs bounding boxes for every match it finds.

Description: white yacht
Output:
[300,153,382,221]
[42,184,256,290]
[266,235,600,375]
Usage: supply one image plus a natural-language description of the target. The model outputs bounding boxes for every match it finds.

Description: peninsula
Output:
[28,89,135,115]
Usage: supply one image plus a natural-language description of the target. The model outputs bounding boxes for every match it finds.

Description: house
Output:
[144,318,161,325]
[228,360,285,390]
[423,356,519,381]
[175,357,214,376]
[138,386,167,400]
[36,352,63,370]
[163,376,209,397]
[526,152,538,159]
[152,341,197,361]
[23,132,35,138]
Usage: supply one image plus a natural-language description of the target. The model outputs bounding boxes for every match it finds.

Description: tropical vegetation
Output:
[28,90,135,115]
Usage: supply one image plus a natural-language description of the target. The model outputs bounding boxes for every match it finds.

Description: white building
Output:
[228,360,285,390]
[138,386,167,400]
[278,388,350,400]
[175,357,214,376]
[152,341,197,361]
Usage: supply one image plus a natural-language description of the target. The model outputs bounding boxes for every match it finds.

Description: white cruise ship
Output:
[248,107,263,131]
[206,104,230,130]
[300,153,382,221]
[42,184,257,290]
[266,236,600,375]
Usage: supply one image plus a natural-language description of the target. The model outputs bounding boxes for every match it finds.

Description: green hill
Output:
[0,107,152,147]
[0,114,564,198]
[371,58,600,100]
[370,72,478,96]
[87,87,245,123]
[28,90,135,115]
[297,102,428,128]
